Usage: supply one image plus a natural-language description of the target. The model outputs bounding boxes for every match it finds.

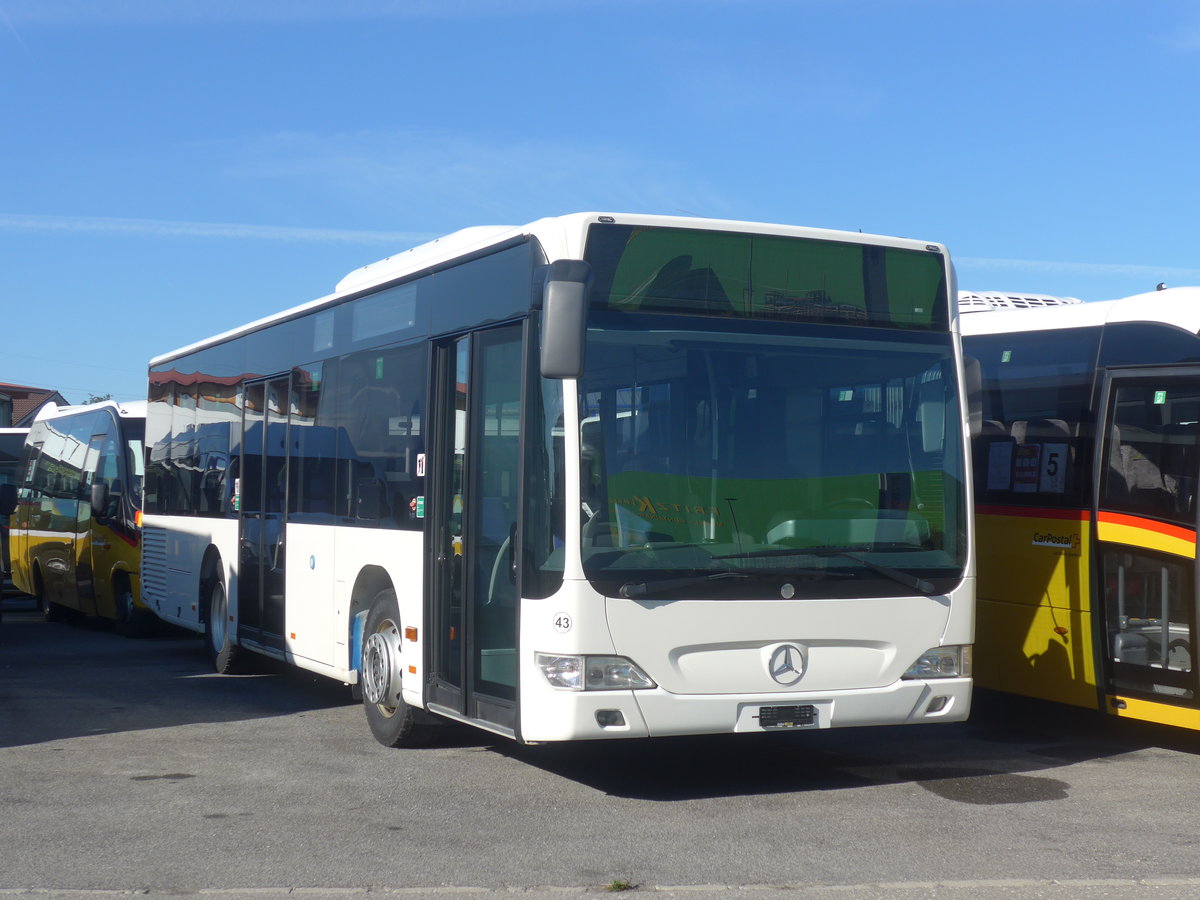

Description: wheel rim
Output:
[209,580,227,650]
[362,618,403,712]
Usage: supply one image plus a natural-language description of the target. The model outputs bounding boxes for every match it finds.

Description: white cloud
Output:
[0,0,770,26]
[958,255,1200,282]
[0,212,431,244]
[212,129,731,224]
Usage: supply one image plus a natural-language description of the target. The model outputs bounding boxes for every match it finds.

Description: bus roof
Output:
[150,212,950,368]
[32,399,148,423]
[959,285,1200,336]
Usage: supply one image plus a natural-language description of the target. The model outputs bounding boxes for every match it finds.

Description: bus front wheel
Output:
[361,589,426,748]
[115,577,153,639]
[35,568,64,623]
[204,563,239,674]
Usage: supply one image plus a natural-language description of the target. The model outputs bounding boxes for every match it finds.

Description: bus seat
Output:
[1161,423,1198,515]
[1011,418,1071,443]
[1108,423,1176,512]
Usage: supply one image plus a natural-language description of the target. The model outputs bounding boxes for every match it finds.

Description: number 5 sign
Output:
[1039,442,1068,493]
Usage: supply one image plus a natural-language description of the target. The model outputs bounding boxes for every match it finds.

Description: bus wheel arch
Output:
[348,566,393,700]
[201,550,238,673]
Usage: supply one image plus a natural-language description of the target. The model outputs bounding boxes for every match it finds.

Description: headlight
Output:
[903,645,972,679]
[536,653,656,691]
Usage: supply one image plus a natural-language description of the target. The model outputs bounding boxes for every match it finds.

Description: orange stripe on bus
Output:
[1096,511,1195,544]
[1096,511,1195,559]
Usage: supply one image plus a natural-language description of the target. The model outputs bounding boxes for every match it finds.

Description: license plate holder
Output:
[757,704,817,729]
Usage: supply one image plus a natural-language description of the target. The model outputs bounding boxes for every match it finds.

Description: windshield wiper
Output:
[712,545,937,596]
[619,571,751,598]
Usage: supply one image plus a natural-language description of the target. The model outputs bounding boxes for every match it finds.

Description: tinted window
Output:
[1100,322,1200,369]
[147,241,535,521]
[964,327,1101,508]
[145,376,239,516]
[333,343,428,531]
[586,224,948,330]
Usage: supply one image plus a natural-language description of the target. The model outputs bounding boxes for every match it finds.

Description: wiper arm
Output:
[712,544,937,596]
[619,571,751,598]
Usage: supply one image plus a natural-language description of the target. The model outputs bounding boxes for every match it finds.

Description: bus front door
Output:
[239,376,290,649]
[428,325,522,732]
[1095,368,1200,714]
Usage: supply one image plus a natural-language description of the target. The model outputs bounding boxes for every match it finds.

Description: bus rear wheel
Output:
[204,563,239,674]
[361,589,428,748]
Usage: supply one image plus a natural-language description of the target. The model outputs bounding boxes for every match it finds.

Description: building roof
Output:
[0,383,71,428]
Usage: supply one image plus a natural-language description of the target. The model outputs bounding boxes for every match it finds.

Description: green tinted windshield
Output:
[575,318,967,600]
[585,224,948,330]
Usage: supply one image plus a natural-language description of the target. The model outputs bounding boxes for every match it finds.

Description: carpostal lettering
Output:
[1031,531,1080,552]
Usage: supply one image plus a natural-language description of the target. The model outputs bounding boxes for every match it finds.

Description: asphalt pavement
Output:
[6,591,1200,900]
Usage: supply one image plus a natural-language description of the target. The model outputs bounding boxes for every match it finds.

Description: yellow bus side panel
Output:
[975,509,1099,709]
[1107,694,1200,730]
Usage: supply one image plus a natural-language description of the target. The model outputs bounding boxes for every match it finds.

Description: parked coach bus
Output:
[143,212,975,747]
[8,401,151,635]
[962,286,1200,730]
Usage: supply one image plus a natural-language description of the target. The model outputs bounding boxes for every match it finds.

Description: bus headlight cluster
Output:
[536,653,656,691]
[903,645,972,679]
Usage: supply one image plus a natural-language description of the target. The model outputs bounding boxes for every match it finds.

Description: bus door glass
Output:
[1096,369,1200,704]
[85,420,129,619]
[75,432,106,614]
[239,376,290,645]
[430,324,522,721]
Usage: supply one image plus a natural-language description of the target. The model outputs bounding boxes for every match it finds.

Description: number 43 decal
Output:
[553,613,573,633]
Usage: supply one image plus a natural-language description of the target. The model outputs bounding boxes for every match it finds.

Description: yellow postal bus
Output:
[962,286,1200,729]
[8,400,152,635]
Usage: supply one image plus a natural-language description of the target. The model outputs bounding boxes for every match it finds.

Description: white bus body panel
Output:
[144,517,423,686]
[141,516,237,630]
[518,579,972,742]
[284,523,340,666]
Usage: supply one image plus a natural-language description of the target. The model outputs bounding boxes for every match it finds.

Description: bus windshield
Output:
[575,316,966,599]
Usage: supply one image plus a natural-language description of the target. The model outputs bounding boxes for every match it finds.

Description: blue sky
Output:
[2,0,1199,404]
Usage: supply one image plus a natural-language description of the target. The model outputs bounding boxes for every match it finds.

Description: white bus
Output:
[142,212,974,746]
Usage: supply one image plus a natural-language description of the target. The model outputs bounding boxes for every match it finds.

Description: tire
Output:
[203,562,240,674]
[114,578,154,638]
[35,568,64,623]
[361,589,429,748]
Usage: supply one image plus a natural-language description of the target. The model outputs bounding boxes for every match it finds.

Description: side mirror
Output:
[0,483,16,517]
[539,259,592,379]
[963,356,983,438]
[90,482,110,516]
